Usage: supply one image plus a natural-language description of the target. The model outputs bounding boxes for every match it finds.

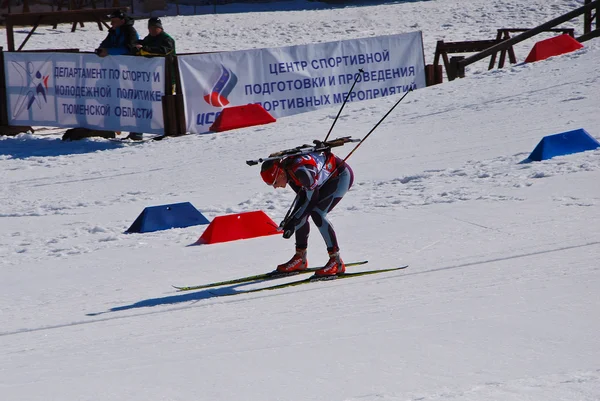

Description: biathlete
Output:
[260,150,354,277]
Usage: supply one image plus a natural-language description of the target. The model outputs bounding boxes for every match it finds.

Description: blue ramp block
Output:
[529,128,599,161]
[126,202,210,233]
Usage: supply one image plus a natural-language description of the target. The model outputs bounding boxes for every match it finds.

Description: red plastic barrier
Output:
[525,34,583,63]
[209,104,276,132]
[196,210,282,244]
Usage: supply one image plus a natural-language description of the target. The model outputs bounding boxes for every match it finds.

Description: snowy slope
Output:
[1,0,600,400]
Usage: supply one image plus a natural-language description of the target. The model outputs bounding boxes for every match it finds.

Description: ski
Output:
[215,265,408,296]
[173,260,369,292]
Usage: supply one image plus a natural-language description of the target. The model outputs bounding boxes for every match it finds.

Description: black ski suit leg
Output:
[310,166,354,251]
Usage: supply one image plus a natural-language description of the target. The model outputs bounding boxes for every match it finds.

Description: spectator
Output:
[126,17,176,141]
[95,10,139,57]
[135,17,176,56]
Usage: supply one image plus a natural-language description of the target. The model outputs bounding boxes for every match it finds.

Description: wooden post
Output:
[491,30,504,69]
[434,64,443,84]
[578,2,600,41]
[161,56,174,136]
[449,56,465,80]
[162,95,175,136]
[496,30,509,68]
[0,46,9,127]
[584,0,592,34]
[5,17,15,51]
[172,56,186,135]
[425,64,444,86]
[588,0,600,36]
[425,64,435,87]
[597,2,600,33]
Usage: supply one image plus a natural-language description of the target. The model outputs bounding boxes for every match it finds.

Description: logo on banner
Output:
[203,64,238,108]
[11,60,50,118]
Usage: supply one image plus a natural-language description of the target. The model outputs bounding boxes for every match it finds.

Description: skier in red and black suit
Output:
[260,151,354,277]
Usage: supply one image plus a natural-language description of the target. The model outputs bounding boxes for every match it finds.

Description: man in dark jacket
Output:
[95,10,139,57]
[126,17,176,141]
[135,17,176,56]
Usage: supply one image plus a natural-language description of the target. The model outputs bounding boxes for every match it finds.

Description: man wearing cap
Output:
[135,17,176,57]
[121,17,175,141]
[124,17,176,141]
[95,10,140,57]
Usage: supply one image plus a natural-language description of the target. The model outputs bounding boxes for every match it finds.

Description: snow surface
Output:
[1,1,600,400]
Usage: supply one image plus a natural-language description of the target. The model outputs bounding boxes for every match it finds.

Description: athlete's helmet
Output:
[260,160,282,185]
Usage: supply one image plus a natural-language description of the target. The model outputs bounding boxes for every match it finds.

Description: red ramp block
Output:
[525,34,583,63]
[209,104,276,132]
[196,210,282,244]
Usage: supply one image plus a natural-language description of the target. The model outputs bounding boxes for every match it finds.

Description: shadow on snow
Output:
[0,134,132,159]
[86,284,251,316]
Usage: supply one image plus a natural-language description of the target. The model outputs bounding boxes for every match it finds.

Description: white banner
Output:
[179,32,425,134]
[3,52,165,134]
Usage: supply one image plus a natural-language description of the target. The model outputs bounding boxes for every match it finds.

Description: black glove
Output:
[281,219,295,239]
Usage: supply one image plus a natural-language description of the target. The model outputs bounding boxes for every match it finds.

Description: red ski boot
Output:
[314,251,345,277]
[276,248,308,273]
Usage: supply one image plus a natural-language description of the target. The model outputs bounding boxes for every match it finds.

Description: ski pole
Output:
[341,87,412,164]
[278,191,300,237]
[312,88,414,189]
[278,88,412,234]
[323,68,364,143]
[280,193,298,227]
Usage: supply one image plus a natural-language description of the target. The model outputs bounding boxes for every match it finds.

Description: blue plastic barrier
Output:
[528,128,599,161]
[126,202,210,233]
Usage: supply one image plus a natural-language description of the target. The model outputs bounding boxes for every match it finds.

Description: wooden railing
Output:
[451,0,599,80]
[434,38,514,81]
